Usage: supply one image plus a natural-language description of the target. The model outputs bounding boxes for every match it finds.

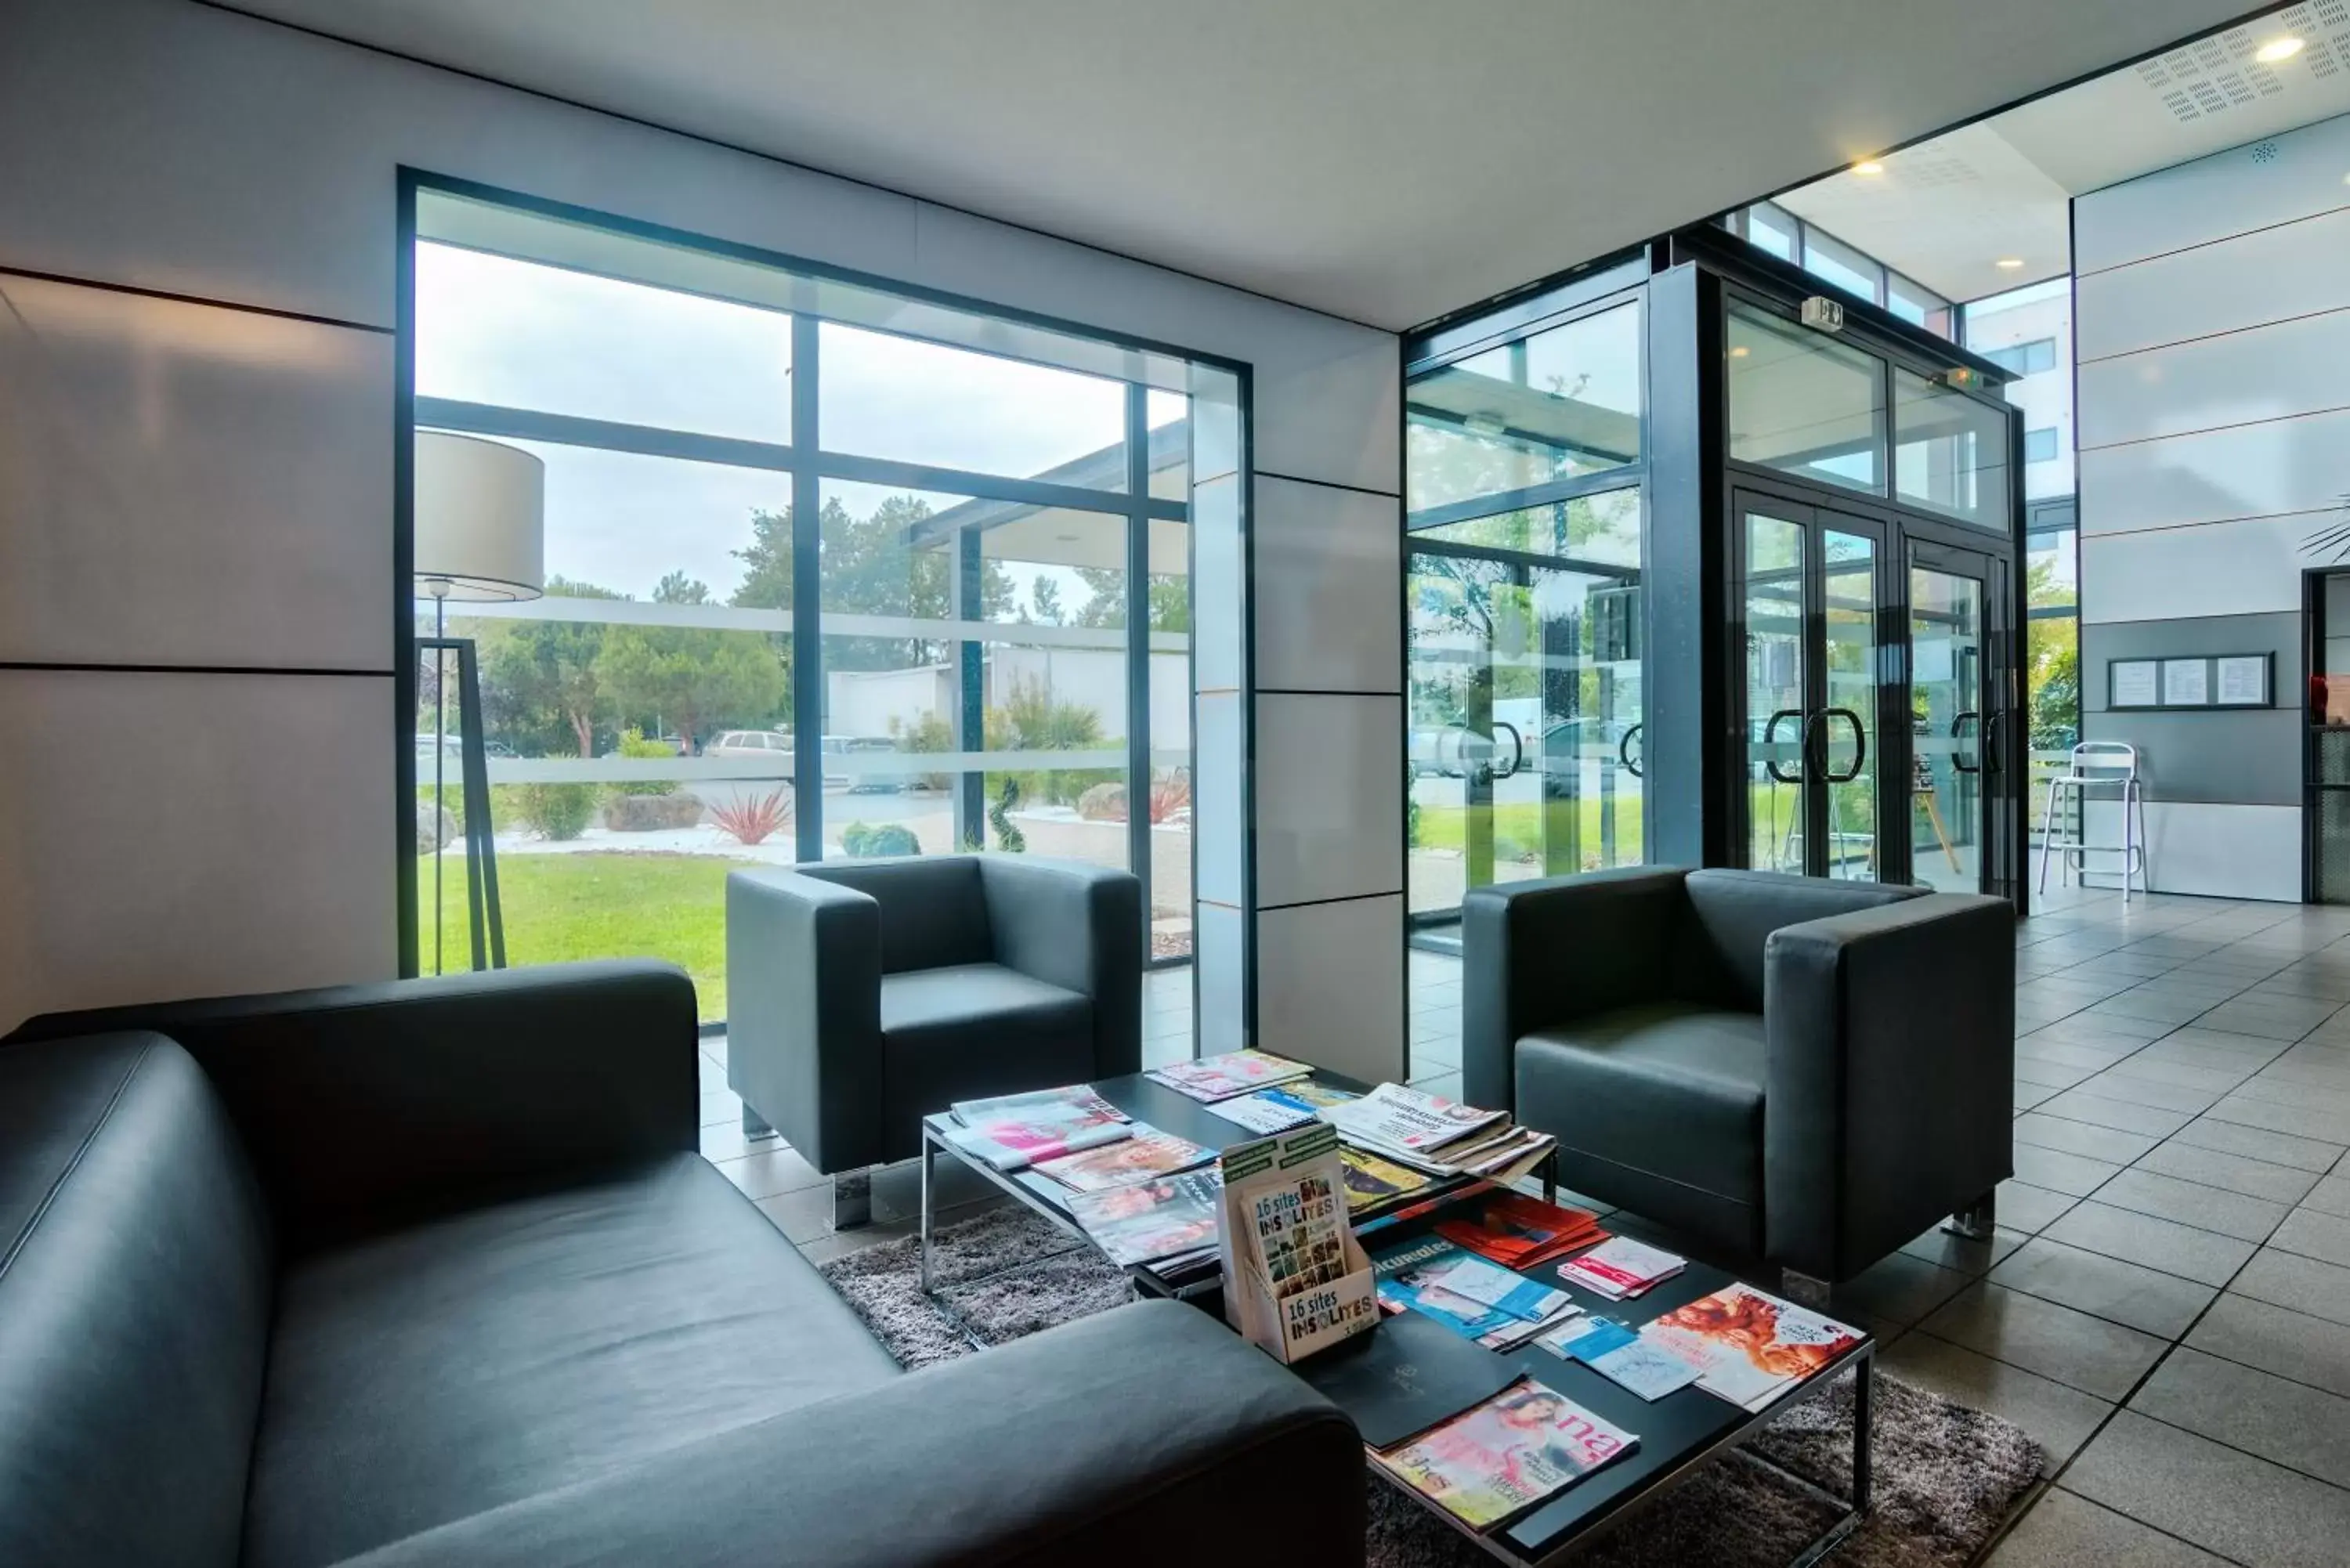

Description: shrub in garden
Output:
[610,727,682,797]
[514,782,598,841]
[841,821,920,858]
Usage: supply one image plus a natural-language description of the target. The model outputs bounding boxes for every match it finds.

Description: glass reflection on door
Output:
[1821,530,1878,879]
[1408,531,1644,923]
[1745,513,1806,872]
[1911,566,1984,893]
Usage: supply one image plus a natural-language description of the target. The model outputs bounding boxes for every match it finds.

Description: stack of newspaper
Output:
[1319,1083,1556,1186]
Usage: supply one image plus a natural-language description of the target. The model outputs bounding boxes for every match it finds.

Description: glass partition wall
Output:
[406,184,1210,1013]
[1405,291,1650,947]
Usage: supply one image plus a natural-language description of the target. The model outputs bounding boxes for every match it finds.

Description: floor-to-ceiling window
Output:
[407,187,1202,1011]
[1402,284,1650,941]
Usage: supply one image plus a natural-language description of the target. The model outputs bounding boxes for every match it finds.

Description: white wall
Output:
[0,0,1403,1043]
[2073,109,2350,901]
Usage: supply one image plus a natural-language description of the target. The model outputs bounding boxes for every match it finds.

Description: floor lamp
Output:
[415,432,544,974]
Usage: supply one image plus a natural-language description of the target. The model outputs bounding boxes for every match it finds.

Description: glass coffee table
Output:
[920,1070,1871,1567]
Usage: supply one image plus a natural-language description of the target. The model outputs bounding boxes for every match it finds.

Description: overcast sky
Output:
[414,243,1180,616]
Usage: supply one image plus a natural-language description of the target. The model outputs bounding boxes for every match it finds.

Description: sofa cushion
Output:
[880,963,1095,1154]
[0,1035,273,1568]
[801,856,993,974]
[1516,1002,1766,1252]
[1674,869,1925,1012]
[240,1153,897,1568]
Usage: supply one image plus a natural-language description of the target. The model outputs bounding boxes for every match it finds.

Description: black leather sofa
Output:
[727,854,1141,1223]
[0,962,1361,1568]
[1462,866,2013,1293]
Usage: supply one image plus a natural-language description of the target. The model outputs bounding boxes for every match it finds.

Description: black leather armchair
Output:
[728,854,1142,1223]
[1462,866,2013,1293]
[0,962,1361,1568]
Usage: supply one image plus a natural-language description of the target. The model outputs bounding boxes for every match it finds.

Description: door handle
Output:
[1822,706,1868,784]
[1619,722,1644,780]
[1951,710,1980,775]
[1762,709,1804,783]
[1983,710,2001,775]
[1492,721,1524,780]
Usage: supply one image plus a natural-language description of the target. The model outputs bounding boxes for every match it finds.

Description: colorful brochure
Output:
[1372,1382,1640,1530]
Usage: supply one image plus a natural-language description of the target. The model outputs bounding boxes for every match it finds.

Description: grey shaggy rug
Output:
[820,1206,2044,1568]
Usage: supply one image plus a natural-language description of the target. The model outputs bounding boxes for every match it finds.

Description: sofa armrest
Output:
[5,961,697,1247]
[726,868,884,1172]
[1460,866,1689,1115]
[1763,893,2015,1279]
[979,855,1144,1078]
[332,1300,1365,1568]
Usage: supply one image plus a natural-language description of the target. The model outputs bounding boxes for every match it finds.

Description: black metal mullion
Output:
[790,314,823,864]
[1124,385,1152,965]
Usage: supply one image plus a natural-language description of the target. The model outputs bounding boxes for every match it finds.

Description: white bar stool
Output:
[2038,741,2147,902]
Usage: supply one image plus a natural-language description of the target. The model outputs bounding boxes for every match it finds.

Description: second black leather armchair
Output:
[727,854,1142,1223]
[1462,866,2013,1295]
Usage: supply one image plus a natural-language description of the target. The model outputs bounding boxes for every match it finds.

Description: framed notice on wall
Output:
[2108,653,2272,711]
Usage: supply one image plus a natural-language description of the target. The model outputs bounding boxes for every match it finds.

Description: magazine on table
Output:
[1322,1082,1508,1156]
[1538,1318,1703,1400]
[942,1086,1131,1172]
[1032,1125,1212,1191]
[1371,1382,1640,1531]
[1340,1147,1437,1214]
[1372,1237,1568,1342]
[1556,1237,1685,1300]
[1437,1194,1607,1270]
[1146,1050,1314,1102]
[1641,1284,1864,1411]
[1477,1301,1582,1352]
[1202,1086,1322,1136]
[1067,1169,1224,1266]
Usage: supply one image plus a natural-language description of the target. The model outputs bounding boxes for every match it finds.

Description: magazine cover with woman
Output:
[1372,1382,1639,1530]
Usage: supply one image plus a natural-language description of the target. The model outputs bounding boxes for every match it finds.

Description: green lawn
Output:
[418,851,754,1021]
[1412,799,1646,868]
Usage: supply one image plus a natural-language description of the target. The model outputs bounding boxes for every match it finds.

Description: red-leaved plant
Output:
[711,787,793,846]
[1148,771,1192,823]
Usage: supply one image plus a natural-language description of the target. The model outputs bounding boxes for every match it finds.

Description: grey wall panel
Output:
[2077,515,2315,624]
[2077,407,2350,537]
[2077,800,2301,901]
[2081,613,2299,804]
[1252,477,1401,695]
[2074,112,2350,276]
[1255,894,1404,1083]
[2080,709,2301,804]
[1253,692,1405,910]
[0,670,396,1031]
[2077,208,2350,363]
[0,273,394,670]
[2077,307,2350,453]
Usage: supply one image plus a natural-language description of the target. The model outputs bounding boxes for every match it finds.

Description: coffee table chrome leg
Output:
[919,1133,936,1295]
[1851,1348,1873,1516]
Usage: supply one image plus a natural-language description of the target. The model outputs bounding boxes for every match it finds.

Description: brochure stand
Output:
[1219,1121,1379,1364]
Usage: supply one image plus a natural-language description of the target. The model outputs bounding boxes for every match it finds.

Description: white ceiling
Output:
[218,0,2258,330]
[1780,2,2350,301]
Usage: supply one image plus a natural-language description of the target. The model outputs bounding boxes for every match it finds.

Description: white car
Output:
[707,729,792,760]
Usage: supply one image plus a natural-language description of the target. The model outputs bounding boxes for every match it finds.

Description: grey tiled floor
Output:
[710,892,2350,1563]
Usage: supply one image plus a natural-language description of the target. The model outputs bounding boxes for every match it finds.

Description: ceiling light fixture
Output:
[2256,36,2305,63]
[1853,160,1885,176]
[1995,258,2026,269]
[1729,345,1751,359]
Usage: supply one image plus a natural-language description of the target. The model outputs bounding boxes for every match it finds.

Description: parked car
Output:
[837,735,904,793]
[707,729,792,761]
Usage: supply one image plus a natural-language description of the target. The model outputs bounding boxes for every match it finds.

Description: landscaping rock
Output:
[1076,781,1127,822]
[602,792,704,831]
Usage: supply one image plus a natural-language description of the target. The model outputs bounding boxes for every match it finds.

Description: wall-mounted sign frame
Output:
[2108,652,2272,711]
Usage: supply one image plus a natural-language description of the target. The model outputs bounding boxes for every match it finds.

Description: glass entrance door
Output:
[1737,494,1885,880]
[1909,542,2016,898]
[1408,535,1644,929]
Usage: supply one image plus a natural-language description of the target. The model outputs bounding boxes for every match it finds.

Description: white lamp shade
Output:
[414,432,545,602]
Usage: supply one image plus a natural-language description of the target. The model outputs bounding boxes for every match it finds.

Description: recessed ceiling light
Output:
[1853,160,1885,176]
[2256,36,2305,63]
[1995,258,2026,269]
[1729,345,1751,359]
